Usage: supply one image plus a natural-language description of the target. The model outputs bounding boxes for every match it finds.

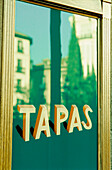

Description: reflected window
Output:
[17,98,24,104]
[18,59,22,67]
[18,40,23,53]
[16,59,22,72]
[16,79,22,92]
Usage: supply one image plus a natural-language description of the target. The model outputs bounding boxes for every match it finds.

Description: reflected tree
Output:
[30,64,46,112]
[63,16,83,112]
[63,16,97,115]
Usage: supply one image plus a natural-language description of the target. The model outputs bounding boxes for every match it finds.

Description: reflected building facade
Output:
[30,57,68,117]
[13,15,97,116]
[69,15,97,78]
[30,16,97,115]
[13,32,32,113]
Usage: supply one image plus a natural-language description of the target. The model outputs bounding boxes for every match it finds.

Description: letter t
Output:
[17,105,36,142]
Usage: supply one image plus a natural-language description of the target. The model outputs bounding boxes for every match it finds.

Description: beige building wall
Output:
[43,59,51,115]
[13,33,31,107]
[69,15,97,78]
[41,57,67,115]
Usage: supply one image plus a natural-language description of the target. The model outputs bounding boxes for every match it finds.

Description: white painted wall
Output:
[13,36,30,106]
[69,15,97,78]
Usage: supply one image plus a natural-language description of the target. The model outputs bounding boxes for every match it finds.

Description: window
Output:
[17,59,22,67]
[17,98,24,104]
[18,40,23,53]
[16,59,25,73]
[12,2,98,170]
[16,59,22,72]
[17,79,21,86]
[16,79,22,92]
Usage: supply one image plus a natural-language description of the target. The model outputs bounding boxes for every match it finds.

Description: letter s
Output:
[81,105,93,130]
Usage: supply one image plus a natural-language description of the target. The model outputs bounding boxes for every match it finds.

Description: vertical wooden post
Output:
[0,0,15,169]
[101,1,111,170]
[111,1,112,169]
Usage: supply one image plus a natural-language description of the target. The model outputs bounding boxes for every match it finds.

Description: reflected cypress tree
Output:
[63,16,83,112]
[63,16,97,115]
[62,16,97,168]
[85,65,97,125]
[30,65,46,113]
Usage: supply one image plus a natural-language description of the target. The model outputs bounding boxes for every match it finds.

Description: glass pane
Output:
[12,1,97,170]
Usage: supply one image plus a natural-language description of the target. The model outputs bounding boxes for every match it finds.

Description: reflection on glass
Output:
[12,1,97,170]
[61,15,97,113]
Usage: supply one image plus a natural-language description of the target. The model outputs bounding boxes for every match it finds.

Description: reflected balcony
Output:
[16,66,25,73]
[15,86,26,93]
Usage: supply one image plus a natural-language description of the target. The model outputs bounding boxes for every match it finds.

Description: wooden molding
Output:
[100,1,111,170]
[0,0,15,169]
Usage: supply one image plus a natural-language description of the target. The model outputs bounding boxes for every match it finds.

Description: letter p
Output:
[54,105,68,135]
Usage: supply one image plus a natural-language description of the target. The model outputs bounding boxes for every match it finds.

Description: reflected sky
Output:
[15,1,72,64]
